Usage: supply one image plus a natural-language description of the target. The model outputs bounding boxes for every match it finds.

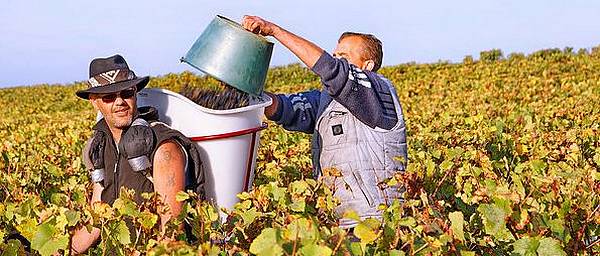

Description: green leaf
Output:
[546,218,565,239]
[290,180,310,195]
[389,250,406,256]
[459,251,475,256]
[289,199,306,212]
[113,220,131,245]
[397,217,416,227]
[113,198,139,218]
[530,160,546,172]
[175,191,190,202]
[354,218,380,244]
[512,236,539,256]
[343,210,360,221]
[448,211,465,242]
[65,210,81,227]
[2,239,25,256]
[206,205,220,222]
[477,203,512,240]
[240,207,259,227]
[348,242,362,255]
[286,218,317,242]
[593,152,600,166]
[249,228,283,256]
[299,243,332,256]
[266,183,286,203]
[15,218,37,241]
[50,193,68,206]
[537,237,566,256]
[440,160,453,170]
[138,211,159,230]
[31,222,69,256]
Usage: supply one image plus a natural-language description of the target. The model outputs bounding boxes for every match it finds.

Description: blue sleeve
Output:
[310,52,398,130]
[267,90,321,134]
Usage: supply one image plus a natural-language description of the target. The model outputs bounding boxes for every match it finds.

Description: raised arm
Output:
[242,15,323,69]
[152,140,186,229]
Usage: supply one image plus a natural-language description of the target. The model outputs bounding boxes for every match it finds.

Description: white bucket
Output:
[136,88,271,211]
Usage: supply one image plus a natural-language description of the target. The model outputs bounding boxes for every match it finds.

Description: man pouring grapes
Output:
[243,15,408,228]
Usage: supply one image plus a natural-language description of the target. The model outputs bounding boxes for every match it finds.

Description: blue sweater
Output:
[269,51,399,132]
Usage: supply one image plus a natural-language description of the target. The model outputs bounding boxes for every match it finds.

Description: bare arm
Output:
[242,15,323,69]
[152,140,186,229]
[70,183,102,254]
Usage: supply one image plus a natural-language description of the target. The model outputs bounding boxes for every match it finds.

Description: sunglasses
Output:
[96,88,137,103]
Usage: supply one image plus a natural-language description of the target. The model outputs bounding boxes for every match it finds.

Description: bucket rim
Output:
[215,15,274,45]
[179,57,263,96]
[138,88,272,115]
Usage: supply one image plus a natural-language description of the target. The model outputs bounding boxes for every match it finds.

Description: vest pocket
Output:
[352,171,376,207]
[320,110,355,150]
[323,163,377,211]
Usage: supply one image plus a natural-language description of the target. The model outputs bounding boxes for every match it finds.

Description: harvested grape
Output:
[180,82,250,110]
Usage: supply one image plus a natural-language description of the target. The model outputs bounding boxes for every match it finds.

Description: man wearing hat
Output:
[243,16,407,228]
[70,54,205,253]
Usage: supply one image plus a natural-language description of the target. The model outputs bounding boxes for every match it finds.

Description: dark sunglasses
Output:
[97,88,136,103]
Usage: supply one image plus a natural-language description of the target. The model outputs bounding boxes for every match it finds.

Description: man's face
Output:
[333,36,373,71]
[89,87,137,129]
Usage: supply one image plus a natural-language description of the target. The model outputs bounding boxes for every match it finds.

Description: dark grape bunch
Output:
[180,82,250,110]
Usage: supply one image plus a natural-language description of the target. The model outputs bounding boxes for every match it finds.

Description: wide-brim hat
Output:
[76,54,149,99]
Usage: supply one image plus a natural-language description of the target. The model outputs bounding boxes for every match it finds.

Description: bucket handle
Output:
[188,122,268,192]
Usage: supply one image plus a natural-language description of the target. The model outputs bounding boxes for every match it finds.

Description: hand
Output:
[242,15,278,37]
[263,92,280,119]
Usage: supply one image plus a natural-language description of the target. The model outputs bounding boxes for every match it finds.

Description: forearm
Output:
[154,182,184,227]
[271,26,324,69]
[71,183,103,254]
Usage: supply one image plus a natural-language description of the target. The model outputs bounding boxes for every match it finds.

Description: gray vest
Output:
[315,75,407,228]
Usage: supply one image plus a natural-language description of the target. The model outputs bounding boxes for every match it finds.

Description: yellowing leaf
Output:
[249,228,283,256]
[537,237,566,256]
[299,243,332,256]
[354,218,380,244]
[449,211,465,242]
[175,191,190,202]
[477,203,512,240]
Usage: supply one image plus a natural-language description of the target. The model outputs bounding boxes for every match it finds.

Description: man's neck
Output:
[109,127,124,145]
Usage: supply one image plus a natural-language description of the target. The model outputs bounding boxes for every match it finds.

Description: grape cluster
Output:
[180,82,250,110]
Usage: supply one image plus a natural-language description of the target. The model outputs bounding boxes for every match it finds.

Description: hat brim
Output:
[76,76,149,100]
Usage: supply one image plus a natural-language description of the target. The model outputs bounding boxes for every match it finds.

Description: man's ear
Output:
[363,60,375,71]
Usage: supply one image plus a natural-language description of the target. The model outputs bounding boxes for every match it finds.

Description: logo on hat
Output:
[76,54,149,99]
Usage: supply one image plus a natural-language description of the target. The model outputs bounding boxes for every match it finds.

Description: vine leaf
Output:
[31,222,69,256]
[249,228,283,256]
[449,211,465,242]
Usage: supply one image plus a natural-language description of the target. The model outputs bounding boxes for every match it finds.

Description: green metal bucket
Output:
[181,15,274,96]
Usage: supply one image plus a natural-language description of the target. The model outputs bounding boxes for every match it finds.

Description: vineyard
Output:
[0,47,599,255]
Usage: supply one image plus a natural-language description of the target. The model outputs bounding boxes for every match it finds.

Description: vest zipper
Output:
[114,142,120,199]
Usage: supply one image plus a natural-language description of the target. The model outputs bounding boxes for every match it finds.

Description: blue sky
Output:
[1,0,599,87]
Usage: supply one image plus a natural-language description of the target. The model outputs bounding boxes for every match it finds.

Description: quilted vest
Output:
[314,75,407,228]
